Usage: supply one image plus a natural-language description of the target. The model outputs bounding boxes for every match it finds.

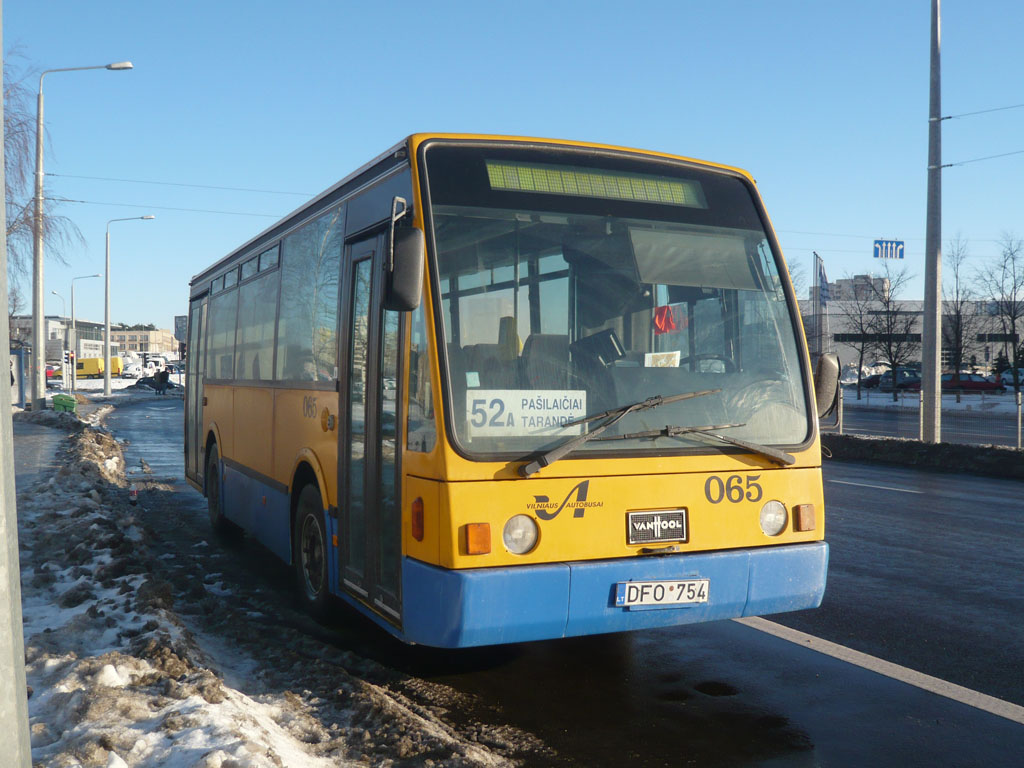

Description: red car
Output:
[941,373,1006,393]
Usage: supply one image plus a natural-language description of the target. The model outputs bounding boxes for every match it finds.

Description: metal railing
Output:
[823,387,1024,449]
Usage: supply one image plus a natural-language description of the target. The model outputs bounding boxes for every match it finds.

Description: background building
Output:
[800,298,1012,373]
[828,274,891,302]
[110,326,179,356]
[9,315,119,362]
[9,316,179,361]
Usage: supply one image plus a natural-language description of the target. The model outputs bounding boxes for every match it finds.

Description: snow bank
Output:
[18,417,513,767]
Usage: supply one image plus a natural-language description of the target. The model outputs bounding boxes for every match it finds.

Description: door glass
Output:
[193,302,207,478]
[346,258,373,581]
[186,301,202,477]
[378,308,401,597]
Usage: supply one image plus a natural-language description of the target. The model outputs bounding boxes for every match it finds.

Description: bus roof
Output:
[188,134,755,295]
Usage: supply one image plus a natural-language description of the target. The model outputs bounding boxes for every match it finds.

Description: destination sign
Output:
[466,389,587,437]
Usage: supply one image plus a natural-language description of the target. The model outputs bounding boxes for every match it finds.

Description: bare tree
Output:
[7,284,23,330]
[868,264,919,399]
[976,233,1024,391]
[941,235,981,382]
[4,52,83,287]
[788,258,807,300]
[832,273,877,399]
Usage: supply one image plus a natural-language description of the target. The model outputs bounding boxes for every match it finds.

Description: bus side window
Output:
[407,297,436,452]
[275,207,343,382]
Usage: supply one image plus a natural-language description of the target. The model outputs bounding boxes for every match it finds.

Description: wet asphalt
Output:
[36,399,1024,766]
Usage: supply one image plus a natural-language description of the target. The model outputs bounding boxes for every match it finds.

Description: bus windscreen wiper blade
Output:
[518,389,720,477]
[594,423,795,466]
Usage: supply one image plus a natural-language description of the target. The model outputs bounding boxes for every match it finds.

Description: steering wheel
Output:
[678,353,737,373]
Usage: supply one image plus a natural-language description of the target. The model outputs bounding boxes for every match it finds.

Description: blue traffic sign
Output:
[874,239,905,259]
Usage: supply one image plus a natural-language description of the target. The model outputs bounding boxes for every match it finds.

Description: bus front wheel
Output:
[294,484,330,620]
[206,444,241,539]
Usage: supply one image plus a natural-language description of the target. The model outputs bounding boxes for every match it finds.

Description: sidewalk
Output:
[11,420,65,490]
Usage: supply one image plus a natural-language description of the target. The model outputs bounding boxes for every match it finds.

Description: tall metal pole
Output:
[70,274,100,393]
[104,217,154,396]
[50,290,65,348]
[30,76,45,411]
[0,4,35,762]
[71,281,76,391]
[29,62,133,410]
[104,228,111,395]
[922,0,942,443]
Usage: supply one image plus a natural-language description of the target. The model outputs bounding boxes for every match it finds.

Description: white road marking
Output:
[736,617,1024,725]
[826,479,924,494]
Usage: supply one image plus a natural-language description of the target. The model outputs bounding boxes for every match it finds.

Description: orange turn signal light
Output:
[465,522,491,555]
[411,497,424,542]
[794,504,816,532]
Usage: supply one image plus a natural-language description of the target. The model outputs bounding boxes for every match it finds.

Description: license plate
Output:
[615,579,709,607]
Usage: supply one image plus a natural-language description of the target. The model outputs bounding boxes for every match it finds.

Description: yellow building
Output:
[110,327,178,356]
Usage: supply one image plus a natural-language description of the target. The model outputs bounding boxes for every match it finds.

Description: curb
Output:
[822,434,1024,481]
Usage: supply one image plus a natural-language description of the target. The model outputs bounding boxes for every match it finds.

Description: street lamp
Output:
[104,216,154,396]
[30,60,133,411]
[49,289,65,317]
[50,289,67,354]
[71,273,102,391]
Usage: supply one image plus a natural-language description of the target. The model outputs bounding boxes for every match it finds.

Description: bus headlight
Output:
[759,501,788,537]
[503,515,539,554]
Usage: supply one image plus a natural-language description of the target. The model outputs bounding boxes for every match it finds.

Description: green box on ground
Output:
[52,394,77,413]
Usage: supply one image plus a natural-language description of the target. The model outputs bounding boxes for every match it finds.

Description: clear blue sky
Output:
[4,1,1023,333]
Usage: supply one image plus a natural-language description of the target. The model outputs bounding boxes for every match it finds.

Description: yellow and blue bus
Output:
[185,134,838,648]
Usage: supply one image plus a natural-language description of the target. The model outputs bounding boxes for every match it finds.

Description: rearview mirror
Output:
[813,353,840,419]
[384,196,424,312]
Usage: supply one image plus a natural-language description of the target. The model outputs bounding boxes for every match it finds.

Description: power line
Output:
[48,172,311,197]
[939,148,1024,169]
[51,196,283,218]
[940,102,1024,121]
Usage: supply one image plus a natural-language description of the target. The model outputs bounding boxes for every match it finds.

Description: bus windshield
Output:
[424,144,810,459]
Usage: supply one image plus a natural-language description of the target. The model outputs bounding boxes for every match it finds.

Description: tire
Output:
[294,483,331,620]
[206,444,241,539]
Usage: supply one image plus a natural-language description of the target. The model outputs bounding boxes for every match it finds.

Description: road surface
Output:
[95,399,1024,767]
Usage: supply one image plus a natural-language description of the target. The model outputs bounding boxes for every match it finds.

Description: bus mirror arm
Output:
[384,196,425,312]
[814,353,840,419]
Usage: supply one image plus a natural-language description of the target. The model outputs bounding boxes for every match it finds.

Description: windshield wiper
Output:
[594,423,795,466]
[518,389,720,477]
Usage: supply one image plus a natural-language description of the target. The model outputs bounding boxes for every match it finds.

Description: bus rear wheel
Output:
[206,444,241,540]
[294,484,330,620]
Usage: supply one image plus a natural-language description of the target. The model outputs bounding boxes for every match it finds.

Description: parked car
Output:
[941,373,1005,393]
[879,368,921,392]
[859,372,883,389]
[122,364,144,379]
[999,368,1024,387]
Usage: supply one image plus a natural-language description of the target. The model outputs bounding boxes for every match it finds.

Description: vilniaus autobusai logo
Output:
[527,480,604,521]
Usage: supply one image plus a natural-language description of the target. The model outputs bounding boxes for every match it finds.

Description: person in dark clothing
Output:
[155,368,170,395]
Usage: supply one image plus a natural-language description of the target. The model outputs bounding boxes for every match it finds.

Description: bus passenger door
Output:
[185,297,207,484]
[340,232,402,623]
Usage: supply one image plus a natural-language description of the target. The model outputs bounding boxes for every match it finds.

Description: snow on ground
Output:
[840,386,1022,414]
[14,410,515,768]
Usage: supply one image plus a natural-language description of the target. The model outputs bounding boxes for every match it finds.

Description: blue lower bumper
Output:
[401,542,828,648]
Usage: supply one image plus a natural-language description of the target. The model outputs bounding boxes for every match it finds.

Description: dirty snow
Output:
[14,408,520,767]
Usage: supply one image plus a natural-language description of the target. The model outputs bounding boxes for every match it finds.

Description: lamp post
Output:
[104,216,154,395]
[49,289,66,348]
[30,60,133,411]
[71,273,101,391]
